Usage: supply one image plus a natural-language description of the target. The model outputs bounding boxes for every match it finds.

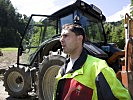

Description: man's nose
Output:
[60,36,64,43]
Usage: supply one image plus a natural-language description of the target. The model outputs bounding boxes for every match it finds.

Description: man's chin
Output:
[62,49,68,54]
[63,50,66,53]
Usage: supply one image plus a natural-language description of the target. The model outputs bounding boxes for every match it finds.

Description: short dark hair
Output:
[62,24,85,42]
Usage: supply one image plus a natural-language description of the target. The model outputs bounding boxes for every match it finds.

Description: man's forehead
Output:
[61,29,72,35]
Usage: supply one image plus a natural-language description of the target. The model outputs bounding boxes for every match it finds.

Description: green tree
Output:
[0,0,29,47]
[104,21,125,49]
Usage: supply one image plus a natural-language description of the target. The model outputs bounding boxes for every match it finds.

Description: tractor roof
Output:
[51,0,106,21]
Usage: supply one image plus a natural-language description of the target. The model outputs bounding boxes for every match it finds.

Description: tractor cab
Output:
[18,0,108,66]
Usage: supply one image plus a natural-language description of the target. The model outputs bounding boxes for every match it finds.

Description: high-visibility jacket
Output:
[53,49,131,100]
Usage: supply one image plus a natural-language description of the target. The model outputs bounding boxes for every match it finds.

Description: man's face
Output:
[60,29,81,55]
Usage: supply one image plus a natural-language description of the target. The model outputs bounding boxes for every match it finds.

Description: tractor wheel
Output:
[3,65,32,98]
[38,55,65,100]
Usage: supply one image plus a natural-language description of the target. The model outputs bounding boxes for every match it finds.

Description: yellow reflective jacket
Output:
[54,50,131,100]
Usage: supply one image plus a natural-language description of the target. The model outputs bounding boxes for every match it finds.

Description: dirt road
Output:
[0,50,17,70]
[0,50,38,100]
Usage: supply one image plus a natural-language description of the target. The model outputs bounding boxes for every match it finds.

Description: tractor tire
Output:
[38,55,65,100]
[3,65,32,98]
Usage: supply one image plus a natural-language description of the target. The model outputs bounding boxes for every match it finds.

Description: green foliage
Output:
[0,47,17,51]
[131,0,133,17]
[31,27,41,46]
[45,26,56,40]
[30,25,56,47]
[104,20,125,49]
[0,0,29,47]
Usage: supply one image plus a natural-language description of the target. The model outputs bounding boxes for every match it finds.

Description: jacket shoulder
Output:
[85,55,109,73]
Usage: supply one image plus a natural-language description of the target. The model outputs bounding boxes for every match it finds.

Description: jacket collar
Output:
[60,48,88,76]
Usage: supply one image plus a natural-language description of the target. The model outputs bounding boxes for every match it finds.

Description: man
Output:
[53,24,131,100]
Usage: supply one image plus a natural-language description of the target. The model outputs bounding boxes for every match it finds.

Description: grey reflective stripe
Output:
[96,72,118,100]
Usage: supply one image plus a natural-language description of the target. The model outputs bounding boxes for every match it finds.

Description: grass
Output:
[0,48,18,51]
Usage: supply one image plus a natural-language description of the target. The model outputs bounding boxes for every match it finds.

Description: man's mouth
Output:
[62,46,65,48]
[62,45,66,49]
[61,43,65,47]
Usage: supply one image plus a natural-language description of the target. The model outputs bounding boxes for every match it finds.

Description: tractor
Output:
[3,0,133,100]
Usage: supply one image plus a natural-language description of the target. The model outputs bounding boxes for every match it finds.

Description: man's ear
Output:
[77,35,83,42]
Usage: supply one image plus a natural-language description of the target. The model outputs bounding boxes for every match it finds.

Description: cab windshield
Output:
[80,12,105,43]
[59,11,105,44]
[19,15,57,65]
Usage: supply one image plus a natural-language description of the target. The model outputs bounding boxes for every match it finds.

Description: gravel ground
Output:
[0,50,38,100]
[0,51,17,70]
[0,80,9,100]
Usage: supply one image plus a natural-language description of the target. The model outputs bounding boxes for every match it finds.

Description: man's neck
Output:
[70,47,83,59]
